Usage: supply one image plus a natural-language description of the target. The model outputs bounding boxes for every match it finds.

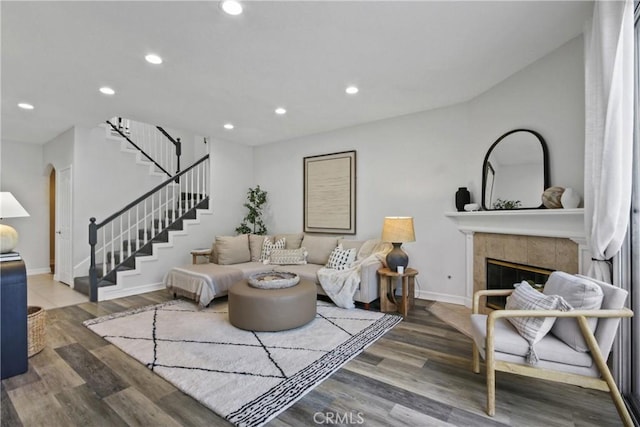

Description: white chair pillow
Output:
[543,271,604,352]
[505,281,572,364]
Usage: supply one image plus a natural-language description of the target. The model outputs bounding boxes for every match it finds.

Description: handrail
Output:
[95,154,209,228]
[106,120,172,177]
[157,126,181,176]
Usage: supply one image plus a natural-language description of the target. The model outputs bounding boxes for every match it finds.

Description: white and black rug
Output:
[84,299,402,427]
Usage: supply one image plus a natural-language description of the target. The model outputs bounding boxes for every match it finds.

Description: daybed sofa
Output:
[164,233,388,308]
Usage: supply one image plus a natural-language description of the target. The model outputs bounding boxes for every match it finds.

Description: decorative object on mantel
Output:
[560,188,581,209]
[0,192,30,253]
[492,198,522,210]
[455,187,471,212]
[381,216,415,272]
[464,203,480,212]
[542,186,565,209]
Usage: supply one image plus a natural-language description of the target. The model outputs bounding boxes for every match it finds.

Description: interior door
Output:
[56,166,72,285]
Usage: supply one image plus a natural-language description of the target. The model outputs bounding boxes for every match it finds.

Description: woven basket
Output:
[27,306,46,357]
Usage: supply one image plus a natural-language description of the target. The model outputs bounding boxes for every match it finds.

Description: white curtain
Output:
[584,0,634,283]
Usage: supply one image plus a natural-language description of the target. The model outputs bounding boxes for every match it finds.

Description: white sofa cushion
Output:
[215,234,251,265]
[249,234,271,262]
[301,235,339,265]
[274,233,304,249]
[543,272,604,352]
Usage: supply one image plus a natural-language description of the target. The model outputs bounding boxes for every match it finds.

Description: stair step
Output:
[73,276,116,297]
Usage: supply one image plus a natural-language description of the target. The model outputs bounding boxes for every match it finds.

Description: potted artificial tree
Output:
[235,185,268,235]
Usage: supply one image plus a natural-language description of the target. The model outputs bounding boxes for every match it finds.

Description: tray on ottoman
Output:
[248,272,299,289]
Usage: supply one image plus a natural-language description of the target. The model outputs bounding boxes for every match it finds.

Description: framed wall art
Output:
[303,150,356,234]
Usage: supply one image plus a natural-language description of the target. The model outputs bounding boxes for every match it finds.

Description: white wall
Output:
[205,138,255,237]
[254,36,586,304]
[1,140,50,274]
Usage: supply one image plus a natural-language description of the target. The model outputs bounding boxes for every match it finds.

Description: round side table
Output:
[377,267,418,317]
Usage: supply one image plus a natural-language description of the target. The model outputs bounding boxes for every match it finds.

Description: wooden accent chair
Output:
[470,272,634,426]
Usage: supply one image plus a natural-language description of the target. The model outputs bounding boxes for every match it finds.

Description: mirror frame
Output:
[481,129,549,210]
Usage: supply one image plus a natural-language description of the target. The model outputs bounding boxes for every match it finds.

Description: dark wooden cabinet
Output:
[1,260,28,379]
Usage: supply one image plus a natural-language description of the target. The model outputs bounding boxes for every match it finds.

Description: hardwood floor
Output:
[1,292,622,426]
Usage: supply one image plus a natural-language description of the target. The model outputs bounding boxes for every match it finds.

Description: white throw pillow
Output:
[543,271,604,352]
[259,237,286,261]
[505,281,572,365]
[326,244,356,270]
[266,248,308,265]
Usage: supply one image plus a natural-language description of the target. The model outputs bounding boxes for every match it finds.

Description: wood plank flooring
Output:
[1,292,622,426]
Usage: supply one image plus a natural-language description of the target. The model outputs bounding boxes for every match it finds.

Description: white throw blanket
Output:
[318,241,390,309]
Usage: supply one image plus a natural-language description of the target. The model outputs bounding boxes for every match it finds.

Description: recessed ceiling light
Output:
[224,123,234,130]
[17,103,34,110]
[221,0,243,15]
[145,53,163,65]
[275,107,287,115]
[345,86,359,95]
[99,87,115,95]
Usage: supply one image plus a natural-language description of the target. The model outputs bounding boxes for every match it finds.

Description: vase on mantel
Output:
[561,188,581,209]
[455,187,471,212]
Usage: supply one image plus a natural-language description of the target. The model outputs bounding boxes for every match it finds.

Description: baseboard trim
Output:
[415,289,468,306]
[27,267,52,276]
[98,282,165,301]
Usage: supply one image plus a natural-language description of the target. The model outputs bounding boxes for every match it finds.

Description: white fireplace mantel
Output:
[445,208,589,307]
[445,208,585,242]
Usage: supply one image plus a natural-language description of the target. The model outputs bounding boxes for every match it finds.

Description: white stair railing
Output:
[108,117,181,177]
[88,155,209,302]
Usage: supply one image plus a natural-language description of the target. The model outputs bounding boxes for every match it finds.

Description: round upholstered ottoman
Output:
[228,279,317,332]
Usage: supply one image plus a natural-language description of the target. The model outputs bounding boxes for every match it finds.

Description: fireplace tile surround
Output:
[473,233,578,296]
[446,209,588,306]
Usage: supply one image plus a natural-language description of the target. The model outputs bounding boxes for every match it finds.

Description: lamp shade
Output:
[381,217,415,243]
[0,192,30,219]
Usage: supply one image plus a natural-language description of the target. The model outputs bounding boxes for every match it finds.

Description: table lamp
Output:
[0,192,30,253]
[381,216,415,272]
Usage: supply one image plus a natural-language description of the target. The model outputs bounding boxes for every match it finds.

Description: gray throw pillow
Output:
[543,271,604,352]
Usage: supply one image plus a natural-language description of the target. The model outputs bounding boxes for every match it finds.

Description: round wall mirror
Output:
[481,129,549,210]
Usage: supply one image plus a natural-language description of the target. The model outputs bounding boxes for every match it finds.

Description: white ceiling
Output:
[1,1,593,146]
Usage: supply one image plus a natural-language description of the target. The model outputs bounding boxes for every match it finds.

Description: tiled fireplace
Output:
[446,209,589,307]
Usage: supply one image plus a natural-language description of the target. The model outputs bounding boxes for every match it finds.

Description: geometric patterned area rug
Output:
[83,299,402,427]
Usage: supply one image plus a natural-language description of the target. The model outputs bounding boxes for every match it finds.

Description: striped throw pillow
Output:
[505,281,572,365]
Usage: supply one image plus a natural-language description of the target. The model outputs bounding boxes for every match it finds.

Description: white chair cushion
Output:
[543,271,604,352]
[470,314,593,368]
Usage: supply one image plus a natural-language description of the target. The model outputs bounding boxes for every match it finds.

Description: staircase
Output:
[73,118,211,302]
